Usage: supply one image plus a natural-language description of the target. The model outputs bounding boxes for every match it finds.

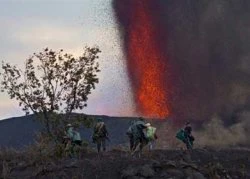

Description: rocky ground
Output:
[1,148,249,179]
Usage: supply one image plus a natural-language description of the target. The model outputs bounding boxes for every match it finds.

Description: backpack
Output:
[92,122,106,142]
[146,127,156,141]
[176,129,186,142]
[73,131,81,141]
[126,126,133,136]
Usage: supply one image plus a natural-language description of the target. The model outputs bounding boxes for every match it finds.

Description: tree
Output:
[0,47,101,136]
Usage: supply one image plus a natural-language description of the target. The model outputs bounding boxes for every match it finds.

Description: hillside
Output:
[0,115,250,178]
[0,114,135,149]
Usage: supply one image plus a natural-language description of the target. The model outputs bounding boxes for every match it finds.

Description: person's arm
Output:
[103,125,108,136]
[154,133,158,139]
[93,124,98,133]
[67,128,74,140]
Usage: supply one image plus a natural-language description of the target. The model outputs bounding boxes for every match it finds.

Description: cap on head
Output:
[97,117,102,122]
[145,123,151,127]
[67,123,72,127]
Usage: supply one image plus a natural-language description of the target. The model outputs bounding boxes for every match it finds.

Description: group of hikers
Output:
[63,117,195,157]
[63,117,109,157]
[126,117,158,155]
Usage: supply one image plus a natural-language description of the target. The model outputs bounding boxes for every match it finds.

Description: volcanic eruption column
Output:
[113,0,250,131]
[113,0,171,118]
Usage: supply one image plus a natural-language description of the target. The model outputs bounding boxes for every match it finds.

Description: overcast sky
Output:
[0,0,135,119]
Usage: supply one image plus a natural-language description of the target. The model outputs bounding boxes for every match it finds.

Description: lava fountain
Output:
[113,0,250,125]
[122,1,171,118]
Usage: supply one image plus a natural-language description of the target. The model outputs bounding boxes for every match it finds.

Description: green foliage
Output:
[0,47,101,136]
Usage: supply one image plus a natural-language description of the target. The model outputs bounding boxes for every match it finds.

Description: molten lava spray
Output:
[113,0,250,125]
[115,1,171,118]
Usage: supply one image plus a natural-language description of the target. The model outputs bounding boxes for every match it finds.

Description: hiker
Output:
[184,121,194,149]
[126,120,135,152]
[145,123,158,150]
[176,121,194,150]
[65,124,82,158]
[131,117,148,155]
[92,118,109,153]
[66,123,82,146]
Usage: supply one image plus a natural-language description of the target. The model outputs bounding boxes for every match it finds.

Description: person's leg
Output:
[151,140,156,150]
[129,135,134,151]
[148,141,153,150]
[64,140,71,157]
[138,138,145,158]
[102,138,106,152]
[188,136,193,150]
[71,142,77,158]
[131,137,140,156]
[97,139,101,153]
[139,138,143,151]
[131,139,140,157]
[185,137,191,150]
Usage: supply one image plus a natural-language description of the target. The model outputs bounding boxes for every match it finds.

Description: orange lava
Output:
[127,1,170,118]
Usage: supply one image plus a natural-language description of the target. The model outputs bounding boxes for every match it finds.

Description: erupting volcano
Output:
[114,1,171,118]
[113,0,250,125]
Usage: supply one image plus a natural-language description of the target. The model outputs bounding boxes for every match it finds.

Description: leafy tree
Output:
[0,47,101,136]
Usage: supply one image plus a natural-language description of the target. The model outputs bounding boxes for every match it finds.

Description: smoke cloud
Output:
[195,111,250,147]
[112,0,250,124]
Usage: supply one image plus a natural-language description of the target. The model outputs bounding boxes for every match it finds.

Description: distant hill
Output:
[0,114,136,149]
[0,115,41,149]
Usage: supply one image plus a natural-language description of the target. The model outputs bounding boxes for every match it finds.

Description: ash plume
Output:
[112,0,250,127]
[195,112,250,147]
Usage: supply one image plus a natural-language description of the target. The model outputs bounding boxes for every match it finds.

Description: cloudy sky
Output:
[0,0,135,119]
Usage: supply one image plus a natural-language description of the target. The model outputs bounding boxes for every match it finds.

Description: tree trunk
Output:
[43,110,51,135]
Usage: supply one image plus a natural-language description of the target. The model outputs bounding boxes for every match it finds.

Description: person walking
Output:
[92,118,109,153]
[145,123,158,150]
[65,124,82,158]
[126,120,135,152]
[184,121,194,150]
[131,117,148,156]
[176,121,195,150]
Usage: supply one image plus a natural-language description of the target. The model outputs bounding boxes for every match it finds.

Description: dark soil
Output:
[2,148,250,179]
